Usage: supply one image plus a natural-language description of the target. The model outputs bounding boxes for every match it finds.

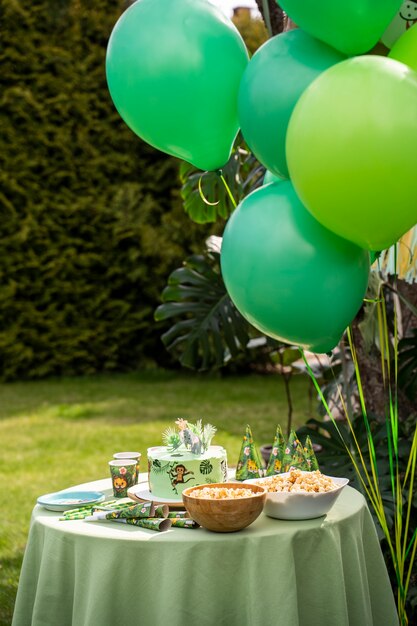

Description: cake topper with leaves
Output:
[163,419,216,455]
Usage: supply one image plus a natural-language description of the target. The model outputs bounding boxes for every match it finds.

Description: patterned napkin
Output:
[79,500,199,531]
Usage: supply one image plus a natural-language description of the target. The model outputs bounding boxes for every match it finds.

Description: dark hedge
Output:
[0,0,209,380]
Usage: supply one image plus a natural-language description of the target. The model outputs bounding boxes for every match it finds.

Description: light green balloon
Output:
[238,30,345,178]
[287,56,417,251]
[106,0,248,171]
[278,0,402,55]
[221,181,370,353]
[389,21,417,70]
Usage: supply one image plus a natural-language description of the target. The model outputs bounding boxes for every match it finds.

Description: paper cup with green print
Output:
[109,459,136,498]
[113,452,141,484]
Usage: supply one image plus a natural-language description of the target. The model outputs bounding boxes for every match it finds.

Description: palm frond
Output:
[162,427,181,451]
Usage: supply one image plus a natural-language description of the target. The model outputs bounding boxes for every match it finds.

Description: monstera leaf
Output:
[180,142,264,224]
[399,329,417,401]
[154,252,251,370]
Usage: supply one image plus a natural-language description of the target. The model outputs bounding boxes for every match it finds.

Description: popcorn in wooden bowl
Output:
[182,482,266,532]
[245,470,349,520]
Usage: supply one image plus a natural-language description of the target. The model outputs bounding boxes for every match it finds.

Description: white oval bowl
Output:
[244,472,349,520]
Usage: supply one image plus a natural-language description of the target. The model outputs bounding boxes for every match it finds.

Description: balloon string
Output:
[261,0,273,38]
[217,170,237,209]
[198,173,219,206]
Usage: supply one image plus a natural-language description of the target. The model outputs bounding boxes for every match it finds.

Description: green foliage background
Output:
[0,0,212,380]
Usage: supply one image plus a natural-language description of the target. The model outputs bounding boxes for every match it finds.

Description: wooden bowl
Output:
[182,482,266,532]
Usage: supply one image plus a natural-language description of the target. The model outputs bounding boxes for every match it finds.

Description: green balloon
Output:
[287,56,417,251]
[221,182,370,353]
[389,22,417,70]
[278,0,402,55]
[106,0,248,171]
[370,250,381,264]
[238,30,345,178]
[263,170,285,185]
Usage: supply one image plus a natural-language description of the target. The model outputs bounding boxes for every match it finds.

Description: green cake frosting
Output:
[148,446,228,499]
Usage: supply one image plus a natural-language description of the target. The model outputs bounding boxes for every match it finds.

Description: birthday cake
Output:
[148,419,228,499]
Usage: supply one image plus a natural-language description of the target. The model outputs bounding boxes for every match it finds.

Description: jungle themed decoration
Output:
[162,419,216,455]
[235,424,264,480]
[106,0,417,353]
[236,425,320,479]
[265,424,286,476]
[269,429,320,474]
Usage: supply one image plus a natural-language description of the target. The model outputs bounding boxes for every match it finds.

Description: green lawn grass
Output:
[0,369,312,625]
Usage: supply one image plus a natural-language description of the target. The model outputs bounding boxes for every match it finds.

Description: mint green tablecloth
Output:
[12,478,398,626]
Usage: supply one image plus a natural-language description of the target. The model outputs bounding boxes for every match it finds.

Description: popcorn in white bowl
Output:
[245,469,349,520]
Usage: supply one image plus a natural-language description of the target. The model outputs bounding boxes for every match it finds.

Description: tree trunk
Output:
[351,280,417,421]
[255,0,285,35]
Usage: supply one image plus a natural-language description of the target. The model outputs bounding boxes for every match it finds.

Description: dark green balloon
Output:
[238,30,345,178]
[278,0,402,55]
[106,0,248,171]
[221,182,370,353]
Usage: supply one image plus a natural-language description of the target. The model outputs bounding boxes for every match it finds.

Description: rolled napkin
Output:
[167,511,189,518]
[85,501,155,522]
[112,517,172,531]
[170,518,199,529]
[153,504,170,518]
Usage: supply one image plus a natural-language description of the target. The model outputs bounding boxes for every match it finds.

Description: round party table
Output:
[12,478,399,626]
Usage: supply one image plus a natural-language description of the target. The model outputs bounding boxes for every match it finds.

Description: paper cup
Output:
[113,452,141,484]
[109,459,136,497]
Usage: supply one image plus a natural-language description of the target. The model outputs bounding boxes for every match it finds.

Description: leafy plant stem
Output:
[336,387,380,503]
[347,327,381,500]
[300,346,405,616]
[403,429,417,596]
[340,338,354,419]
[300,349,381,509]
